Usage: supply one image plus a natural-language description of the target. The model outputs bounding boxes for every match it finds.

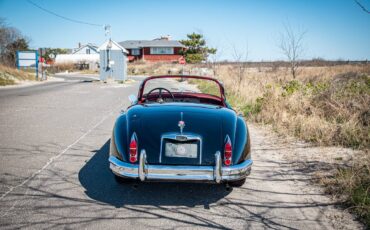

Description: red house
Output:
[119,36,185,63]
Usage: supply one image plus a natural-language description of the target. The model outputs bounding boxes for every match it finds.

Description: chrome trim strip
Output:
[159,133,202,164]
[139,149,147,181]
[109,151,253,183]
[159,137,163,163]
[214,151,222,183]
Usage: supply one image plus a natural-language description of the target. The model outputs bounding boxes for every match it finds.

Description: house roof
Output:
[98,39,129,53]
[72,43,98,54]
[119,39,185,49]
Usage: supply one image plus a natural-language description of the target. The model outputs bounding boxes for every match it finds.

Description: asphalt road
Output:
[0,75,360,229]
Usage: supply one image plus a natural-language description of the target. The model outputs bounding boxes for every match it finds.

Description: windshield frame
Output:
[137,75,226,106]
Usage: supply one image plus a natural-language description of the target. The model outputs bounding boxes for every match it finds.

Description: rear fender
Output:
[233,116,250,163]
[112,113,129,162]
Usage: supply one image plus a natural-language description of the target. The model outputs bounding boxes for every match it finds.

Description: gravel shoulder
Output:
[246,124,363,229]
[0,76,64,89]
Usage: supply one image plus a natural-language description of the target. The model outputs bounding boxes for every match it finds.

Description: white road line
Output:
[0,108,116,202]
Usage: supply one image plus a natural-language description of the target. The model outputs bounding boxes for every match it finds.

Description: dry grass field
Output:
[214,64,369,225]
[48,63,77,73]
[0,64,36,86]
[128,62,370,225]
[218,64,369,148]
[48,63,98,74]
[129,62,369,149]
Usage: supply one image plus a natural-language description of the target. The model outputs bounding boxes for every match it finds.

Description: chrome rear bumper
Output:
[109,150,252,183]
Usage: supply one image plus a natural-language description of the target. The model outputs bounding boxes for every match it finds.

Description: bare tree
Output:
[208,45,223,77]
[231,43,249,92]
[0,18,30,66]
[0,36,29,67]
[278,23,306,79]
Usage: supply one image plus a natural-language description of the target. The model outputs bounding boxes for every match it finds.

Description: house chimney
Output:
[160,35,171,40]
[78,42,81,48]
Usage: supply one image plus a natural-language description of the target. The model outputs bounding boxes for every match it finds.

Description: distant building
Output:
[55,43,99,70]
[72,43,99,55]
[119,36,185,63]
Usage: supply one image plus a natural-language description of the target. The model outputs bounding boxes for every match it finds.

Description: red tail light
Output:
[224,137,232,166]
[129,134,137,163]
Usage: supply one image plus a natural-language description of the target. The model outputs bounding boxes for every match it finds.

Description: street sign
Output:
[16,50,38,79]
[17,51,37,67]
[179,56,186,65]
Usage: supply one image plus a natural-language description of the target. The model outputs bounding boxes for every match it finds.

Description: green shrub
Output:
[282,80,301,96]
[242,97,264,116]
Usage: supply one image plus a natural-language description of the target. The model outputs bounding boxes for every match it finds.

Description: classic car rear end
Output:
[109,75,252,186]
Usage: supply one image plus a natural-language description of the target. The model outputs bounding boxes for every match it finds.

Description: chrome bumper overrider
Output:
[109,150,252,183]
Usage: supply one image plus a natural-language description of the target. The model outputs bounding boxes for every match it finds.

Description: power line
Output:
[354,0,370,14]
[26,0,104,27]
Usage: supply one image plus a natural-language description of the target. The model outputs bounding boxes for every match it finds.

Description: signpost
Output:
[179,56,186,65]
[16,50,38,80]
[179,56,186,81]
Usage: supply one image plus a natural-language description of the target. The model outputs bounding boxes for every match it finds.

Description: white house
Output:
[55,43,99,70]
[72,43,99,55]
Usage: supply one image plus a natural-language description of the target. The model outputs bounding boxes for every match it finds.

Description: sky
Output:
[0,0,369,61]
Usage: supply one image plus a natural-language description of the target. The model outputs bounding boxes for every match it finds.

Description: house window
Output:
[131,49,140,56]
[150,47,174,55]
[86,49,90,54]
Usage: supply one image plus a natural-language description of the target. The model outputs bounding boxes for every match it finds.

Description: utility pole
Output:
[104,24,111,39]
[104,24,112,80]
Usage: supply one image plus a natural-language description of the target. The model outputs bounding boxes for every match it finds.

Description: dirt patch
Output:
[248,123,364,229]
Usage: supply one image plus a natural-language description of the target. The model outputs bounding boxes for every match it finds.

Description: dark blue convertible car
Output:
[109,75,252,187]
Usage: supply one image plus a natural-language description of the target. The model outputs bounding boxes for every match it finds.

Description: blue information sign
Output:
[16,50,38,79]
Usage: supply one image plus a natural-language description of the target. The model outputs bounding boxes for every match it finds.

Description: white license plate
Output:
[165,142,198,158]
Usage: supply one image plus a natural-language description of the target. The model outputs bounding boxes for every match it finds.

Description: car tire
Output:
[228,178,246,187]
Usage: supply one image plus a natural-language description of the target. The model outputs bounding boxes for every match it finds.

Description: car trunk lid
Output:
[134,105,224,166]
